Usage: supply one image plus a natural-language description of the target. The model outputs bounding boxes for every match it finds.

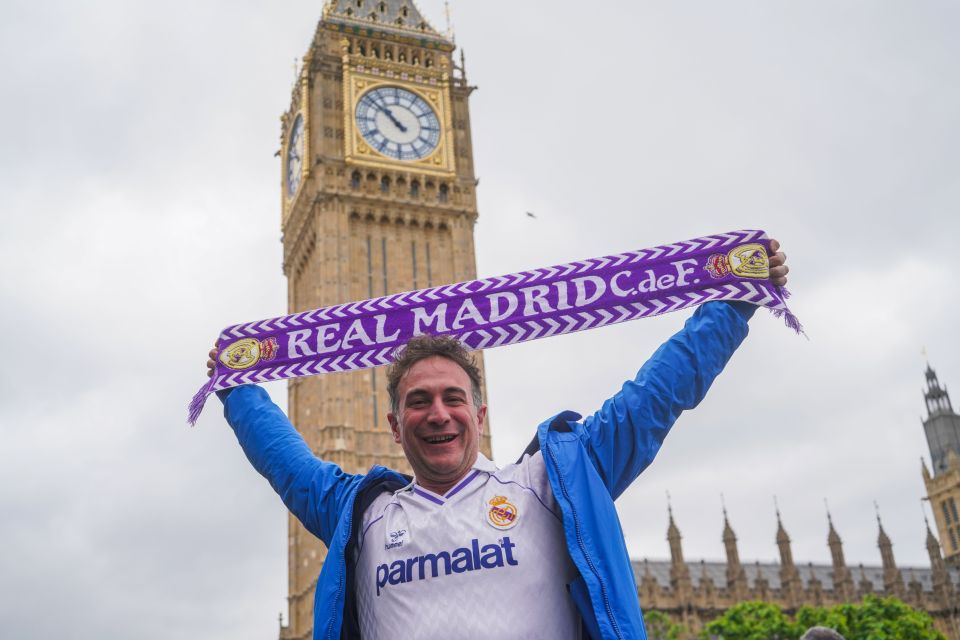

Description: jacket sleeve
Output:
[578,301,754,499]
[222,384,360,545]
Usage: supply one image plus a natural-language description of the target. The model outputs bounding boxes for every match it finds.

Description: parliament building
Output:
[634,367,960,639]
[274,2,960,638]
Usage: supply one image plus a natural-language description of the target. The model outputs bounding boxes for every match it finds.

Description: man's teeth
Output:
[426,435,456,443]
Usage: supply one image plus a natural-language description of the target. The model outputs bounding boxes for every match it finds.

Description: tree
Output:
[644,610,688,640]
[795,596,946,640]
[694,596,946,640]
[700,601,801,640]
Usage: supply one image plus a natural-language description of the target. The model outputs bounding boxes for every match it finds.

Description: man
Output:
[209,243,789,639]
[800,627,846,640]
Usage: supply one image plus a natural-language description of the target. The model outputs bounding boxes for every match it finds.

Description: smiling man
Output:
[212,243,788,640]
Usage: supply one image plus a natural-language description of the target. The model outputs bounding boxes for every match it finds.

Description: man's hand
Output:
[769,239,789,287]
[206,346,218,378]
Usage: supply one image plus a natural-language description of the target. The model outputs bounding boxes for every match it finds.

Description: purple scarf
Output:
[189,230,800,424]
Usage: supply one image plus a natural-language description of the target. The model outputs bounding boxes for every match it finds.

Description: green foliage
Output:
[694,595,946,640]
[700,601,800,640]
[796,596,946,640]
[644,610,688,640]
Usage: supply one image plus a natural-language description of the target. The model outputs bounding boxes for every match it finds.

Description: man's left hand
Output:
[768,239,788,287]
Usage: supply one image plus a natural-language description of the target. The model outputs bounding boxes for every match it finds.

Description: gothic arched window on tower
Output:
[944,500,954,525]
[351,171,361,190]
[951,498,959,522]
[380,175,391,193]
[438,183,448,203]
[410,180,420,197]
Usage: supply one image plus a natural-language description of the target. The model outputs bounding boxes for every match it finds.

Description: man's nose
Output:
[427,398,450,424]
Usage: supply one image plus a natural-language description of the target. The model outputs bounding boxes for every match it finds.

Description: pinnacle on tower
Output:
[324,0,449,42]
[924,364,954,416]
[920,364,960,475]
[875,504,905,597]
[720,499,747,596]
[824,506,854,600]
[827,510,842,546]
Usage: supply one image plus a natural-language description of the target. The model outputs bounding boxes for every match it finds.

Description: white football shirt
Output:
[354,452,582,639]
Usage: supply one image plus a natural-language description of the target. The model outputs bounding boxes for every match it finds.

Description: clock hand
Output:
[372,99,408,133]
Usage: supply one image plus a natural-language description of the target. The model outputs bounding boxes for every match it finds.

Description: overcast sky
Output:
[2,1,959,638]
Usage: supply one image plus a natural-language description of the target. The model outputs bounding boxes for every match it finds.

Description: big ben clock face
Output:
[355,86,441,161]
[286,113,304,197]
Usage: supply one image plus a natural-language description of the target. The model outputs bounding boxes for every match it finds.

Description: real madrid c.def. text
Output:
[189,230,801,424]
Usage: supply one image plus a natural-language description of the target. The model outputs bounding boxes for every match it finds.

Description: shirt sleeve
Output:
[576,300,753,499]
[222,384,362,545]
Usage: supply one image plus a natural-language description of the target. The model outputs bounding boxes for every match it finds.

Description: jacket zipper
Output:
[547,442,624,640]
[326,505,354,640]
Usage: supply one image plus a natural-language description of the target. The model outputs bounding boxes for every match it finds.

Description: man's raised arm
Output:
[211,349,363,544]
[572,239,788,498]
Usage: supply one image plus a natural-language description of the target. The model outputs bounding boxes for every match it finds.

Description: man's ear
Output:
[476,404,487,436]
[388,413,401,444]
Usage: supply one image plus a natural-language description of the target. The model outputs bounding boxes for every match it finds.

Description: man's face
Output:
[388,356,486,494]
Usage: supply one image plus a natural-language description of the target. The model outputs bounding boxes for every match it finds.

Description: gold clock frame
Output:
[343,67,455,176]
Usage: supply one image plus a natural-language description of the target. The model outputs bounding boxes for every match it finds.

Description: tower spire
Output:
[825,499,853,600]
[921,363,960,475]
[875,502,905,598]
[666,498,691,596]
[774,498,802,606]
[720,496,747,598]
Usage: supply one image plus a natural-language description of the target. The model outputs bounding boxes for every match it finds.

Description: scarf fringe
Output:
[771,287,806,337]
[187,376,217,426]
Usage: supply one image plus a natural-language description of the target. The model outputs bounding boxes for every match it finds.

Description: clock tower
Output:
[277,3,492,638]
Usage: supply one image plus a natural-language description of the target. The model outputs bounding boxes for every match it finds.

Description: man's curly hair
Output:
[386,334,483,414]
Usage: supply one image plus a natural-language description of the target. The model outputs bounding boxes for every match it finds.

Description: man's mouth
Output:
[424,434,457,444]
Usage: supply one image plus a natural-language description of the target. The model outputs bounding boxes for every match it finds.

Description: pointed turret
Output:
[921,364,960,475]
[826,509,854,600]
[666,502,692,596]
[876,508,905,598]
[925,516,957,605]
[775,504,802,606]
[721,505,748,598]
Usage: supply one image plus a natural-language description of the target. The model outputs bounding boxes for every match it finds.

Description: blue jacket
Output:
[222,301,753,639]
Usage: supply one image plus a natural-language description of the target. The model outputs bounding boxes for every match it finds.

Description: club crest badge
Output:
[219,337,279,371]
[487,495,519,530]
[727,243,769,279]
[704,243,769,280]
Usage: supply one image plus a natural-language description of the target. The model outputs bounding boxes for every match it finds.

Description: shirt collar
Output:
[400,453,499,496]
[472,452,499,473]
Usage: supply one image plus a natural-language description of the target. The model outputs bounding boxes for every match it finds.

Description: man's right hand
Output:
[206,346,218,378]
